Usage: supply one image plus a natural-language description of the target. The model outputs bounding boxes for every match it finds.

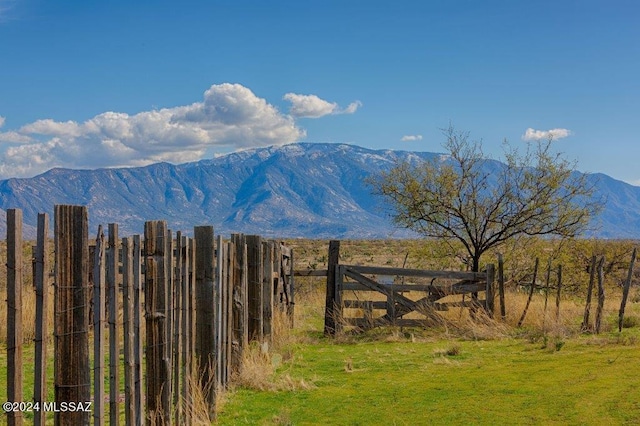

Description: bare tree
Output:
[370,125,603,272]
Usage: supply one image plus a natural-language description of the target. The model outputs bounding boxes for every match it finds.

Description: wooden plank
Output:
[343,268,421,312]
[246,235,264,342]
[93,226,106,426]
[54,205,91,425]
[7,209,24,426]
[618,248,637,332]
[107,223,120,426]
[132,235,144,426]
[343,265,485,280]
[180,235,192,424]
[324,240,340,335]
[144,220,170,424]
[340,282,484,293]
[293,269,328,277]
[122,237,136,426]
[194,226,216,415]
[33,213,49,426]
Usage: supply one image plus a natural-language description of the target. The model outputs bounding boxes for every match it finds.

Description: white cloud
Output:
[522,127,572,141]
[0,83,305,178]
[283,93,362,118]
[401,134,423,142]
[0,116,5,128]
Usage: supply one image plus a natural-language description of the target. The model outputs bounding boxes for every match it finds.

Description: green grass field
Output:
[217,329,640,425]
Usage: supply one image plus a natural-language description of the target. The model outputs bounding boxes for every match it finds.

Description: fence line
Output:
[3,205,294,425]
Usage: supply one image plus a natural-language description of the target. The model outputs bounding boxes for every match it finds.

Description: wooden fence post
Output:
[7,209,24,426]
[180,235,193,424]
[215,236,226,387]
[324,240,341,336]
[224,240,235,386]
[54,205,91,425]
[194,226,216,416]
[93,226,106,426]
[107,223,120,426]
[618,248,637,332]
[144,220,170,424]
[497,254,506,321]
[595,256,606,334]
[246,235,264,342]
[122,237,136,426]
[133,235,144,425]
[555,264,562,323]
[581,255,597,331]
[231,233,247,374]
[33,213,49,426]
[262,240,274,344]
[172,232,184,424]
[288,247,295,327]
[517,257,539,327]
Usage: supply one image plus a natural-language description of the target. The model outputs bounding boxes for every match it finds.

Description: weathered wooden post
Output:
[7,209,24,426]
[262,240,274,344]
[324,240,341,335]
[224,240,235,386]
[246,235,264,342]
[555,264,562,323]
[54,205,91,425]
[33,213,49,426]
[231,233,248,373]
[497,254,506,321]
[194,226,216,416]
[107,224,120,426]
[132,235,144,425]
[618,248,637,332]
[517,257,539,327]
[122,236,137,426]
[595,256,606,334]
[172,232,184,424]
[93,226,106,426]
[144,220,171,424]
[213,235,225,388]
[581,255,597,331]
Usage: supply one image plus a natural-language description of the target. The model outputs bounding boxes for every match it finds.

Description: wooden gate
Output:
[333,264,495,332]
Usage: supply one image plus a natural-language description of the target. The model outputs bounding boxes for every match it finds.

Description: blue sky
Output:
[0,0,638,183]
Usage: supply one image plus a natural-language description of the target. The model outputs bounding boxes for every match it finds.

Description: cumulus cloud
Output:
[0,83,305,178]
[401,134,423,142]
[283,93,362,118]
[522,127,572,141]
[0,116,5,128]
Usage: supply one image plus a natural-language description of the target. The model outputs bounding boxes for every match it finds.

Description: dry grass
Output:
[231,311,315,393]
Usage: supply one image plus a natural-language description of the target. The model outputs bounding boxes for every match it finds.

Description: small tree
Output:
[370,126,602,272]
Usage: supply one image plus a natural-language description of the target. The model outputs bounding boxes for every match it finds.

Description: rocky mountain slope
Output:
[0,143,637,239]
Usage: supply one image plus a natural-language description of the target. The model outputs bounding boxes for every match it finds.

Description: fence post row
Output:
[3,205,295,424]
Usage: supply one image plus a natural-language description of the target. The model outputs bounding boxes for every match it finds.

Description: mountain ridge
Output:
[0,142,638,239]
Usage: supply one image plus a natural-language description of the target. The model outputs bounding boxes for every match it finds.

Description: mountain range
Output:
[0,142,639,240]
